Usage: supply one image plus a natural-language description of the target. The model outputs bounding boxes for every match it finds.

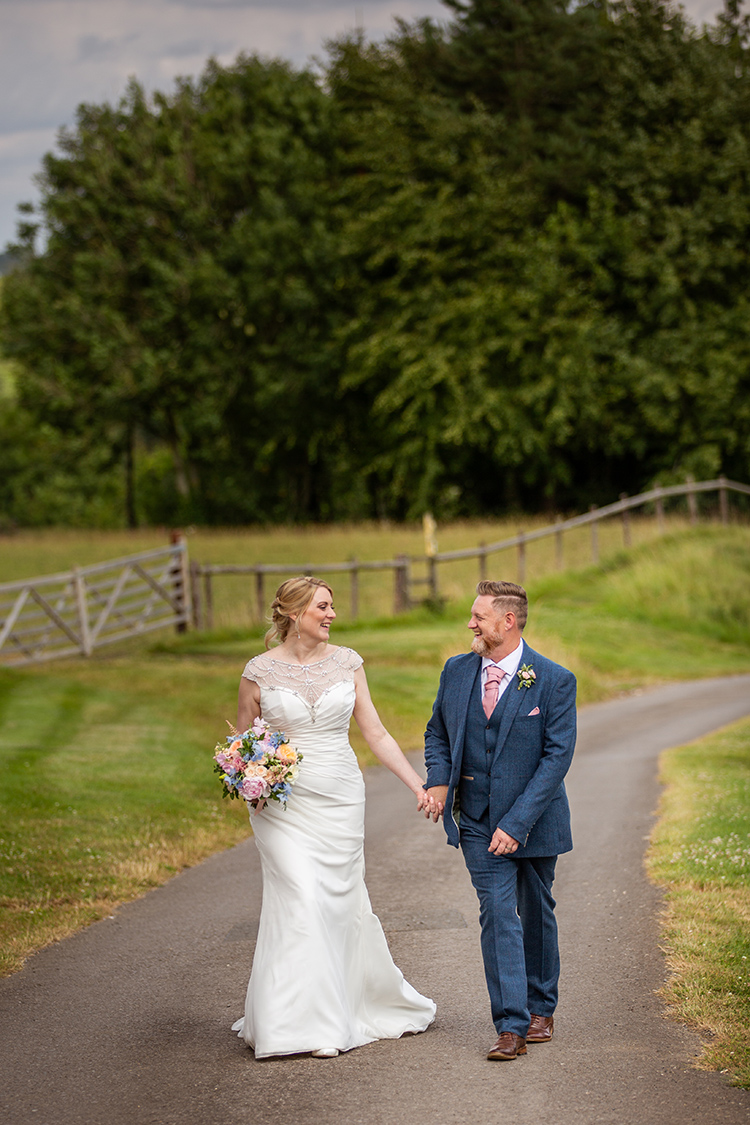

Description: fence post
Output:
[655,486,665,534]
[427,556,439,601]
[517,530,526,584]
[479,542,487,582]
[686,475,698,526]
[620,493,632,548]
[589,505,599,564]
[423,512,438,558]
[394,555,410,613]
[350,560,359,621]
[72,567,92,657]
[255,570,265,624]
[190,561,203,629]
[203,569,214,630]
[169,530,190,633]
[719,474,729,526]
[555,516,564,571]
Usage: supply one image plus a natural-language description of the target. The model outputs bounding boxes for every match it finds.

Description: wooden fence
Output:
[2,477,746,661]
[0,538,190,666]
[190,476,750,628]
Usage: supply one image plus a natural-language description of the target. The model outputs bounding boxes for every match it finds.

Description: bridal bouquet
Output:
[213,718,302,810]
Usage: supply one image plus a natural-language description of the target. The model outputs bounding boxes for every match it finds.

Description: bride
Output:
[232,575,437,1059]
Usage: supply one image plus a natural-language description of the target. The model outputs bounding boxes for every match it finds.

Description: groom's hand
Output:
[424,786,448,822]
[488,827,520,855]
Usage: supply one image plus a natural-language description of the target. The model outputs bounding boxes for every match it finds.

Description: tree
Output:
[2,55,342,525]
[325,0,750,512]
[3,2,750,526]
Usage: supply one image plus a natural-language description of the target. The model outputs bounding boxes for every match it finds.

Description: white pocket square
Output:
[527,706,540,716]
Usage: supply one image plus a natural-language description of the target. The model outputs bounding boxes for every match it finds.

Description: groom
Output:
[424,580,576,1061]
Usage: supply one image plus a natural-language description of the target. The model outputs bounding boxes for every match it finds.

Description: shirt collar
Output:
[482,638,524,678]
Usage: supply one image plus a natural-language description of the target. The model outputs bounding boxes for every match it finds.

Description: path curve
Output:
[2,676,750,1125]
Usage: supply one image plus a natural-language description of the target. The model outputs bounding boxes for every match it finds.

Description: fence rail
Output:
[191,476,750,628]
[2,477,747,661]
[0,539,190,666]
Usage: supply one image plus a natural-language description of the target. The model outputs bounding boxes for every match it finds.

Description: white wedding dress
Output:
[232,646,436,1058]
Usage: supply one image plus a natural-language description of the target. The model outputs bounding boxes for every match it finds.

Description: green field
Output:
[1,523,749,1083]
[0,509,716,627]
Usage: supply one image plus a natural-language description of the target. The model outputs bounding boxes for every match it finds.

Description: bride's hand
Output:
[416,789,442,822]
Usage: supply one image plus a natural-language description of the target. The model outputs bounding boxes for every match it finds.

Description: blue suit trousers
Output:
[460,808,559,1037]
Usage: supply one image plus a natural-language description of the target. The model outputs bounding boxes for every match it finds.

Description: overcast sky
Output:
[0,0,725,250]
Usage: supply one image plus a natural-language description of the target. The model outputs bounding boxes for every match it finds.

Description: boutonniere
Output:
[517,664,536,690]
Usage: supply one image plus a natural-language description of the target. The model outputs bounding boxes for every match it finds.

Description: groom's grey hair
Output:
[476,580,528,630]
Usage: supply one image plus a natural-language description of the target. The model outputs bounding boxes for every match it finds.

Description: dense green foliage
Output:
[2,0,750,525]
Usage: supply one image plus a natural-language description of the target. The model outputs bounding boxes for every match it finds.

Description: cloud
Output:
[77,32,141,63]
[172,0,366,8]
[0,0,451,245]
[0,0,726,248]
[687,0,729,21]
[0,127,58,245]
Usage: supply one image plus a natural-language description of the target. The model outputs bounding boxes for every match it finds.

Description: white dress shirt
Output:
[481,639,524,703]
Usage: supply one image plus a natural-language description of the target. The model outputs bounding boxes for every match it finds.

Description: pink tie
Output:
[483,666,506,718]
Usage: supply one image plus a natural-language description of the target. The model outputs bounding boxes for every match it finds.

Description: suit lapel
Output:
[492,644,538,758]
[452,654,482,765]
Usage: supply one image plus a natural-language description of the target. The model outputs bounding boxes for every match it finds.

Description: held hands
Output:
[416,785,448,823]
[416,789,440,821]
[488,827,520,855]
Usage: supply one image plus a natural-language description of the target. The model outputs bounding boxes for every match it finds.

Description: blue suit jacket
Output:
[424,644,576,856]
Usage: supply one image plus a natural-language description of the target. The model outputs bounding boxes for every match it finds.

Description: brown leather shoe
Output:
[527,1014,554,1043]
[487,1032,527,1061]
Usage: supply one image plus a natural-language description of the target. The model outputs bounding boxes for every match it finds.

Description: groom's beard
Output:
[471,627,503,657]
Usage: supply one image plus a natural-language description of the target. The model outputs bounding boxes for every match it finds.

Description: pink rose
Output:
[241,776,269,802]
[217,749,243,771]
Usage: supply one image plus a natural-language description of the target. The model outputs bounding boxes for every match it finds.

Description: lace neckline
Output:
[268,647,340,669]
[242,645,364,718]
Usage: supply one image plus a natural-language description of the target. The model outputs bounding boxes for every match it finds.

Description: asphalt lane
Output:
[2,676,750,1124]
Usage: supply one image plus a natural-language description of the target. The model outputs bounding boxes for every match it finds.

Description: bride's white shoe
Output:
[311,1048,339,1058]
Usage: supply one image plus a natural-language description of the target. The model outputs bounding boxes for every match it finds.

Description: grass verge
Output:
[646,718,750,1088]
[0,658,252,976]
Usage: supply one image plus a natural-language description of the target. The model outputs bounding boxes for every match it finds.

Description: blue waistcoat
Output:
[459,670,511,820]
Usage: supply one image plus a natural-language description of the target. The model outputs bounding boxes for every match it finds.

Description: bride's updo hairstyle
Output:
[264,576,334,649]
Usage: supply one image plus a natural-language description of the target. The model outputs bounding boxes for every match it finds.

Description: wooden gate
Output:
[0,541,189,667]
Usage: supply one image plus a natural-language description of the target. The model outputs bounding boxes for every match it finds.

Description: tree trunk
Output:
[166,412,193,501]
[125,425,137,529]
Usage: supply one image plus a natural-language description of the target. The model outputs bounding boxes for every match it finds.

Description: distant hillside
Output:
[0,252,18,276]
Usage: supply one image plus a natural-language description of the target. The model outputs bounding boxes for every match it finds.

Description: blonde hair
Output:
[476,580,528,630]
[264,576,334,648]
